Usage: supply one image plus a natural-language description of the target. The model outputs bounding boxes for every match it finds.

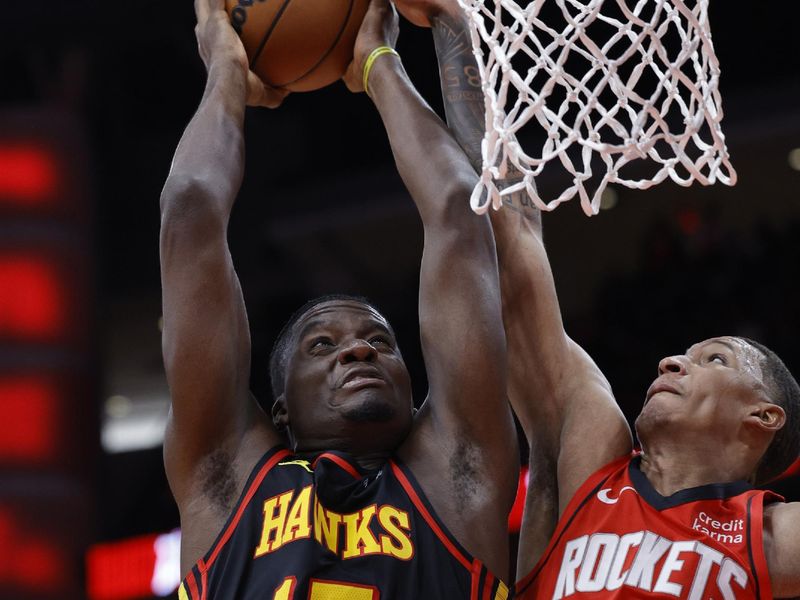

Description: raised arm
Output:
[399,0,633,571]
[160,0,284,571]
[764,502,800,597]
[343,1,518,577]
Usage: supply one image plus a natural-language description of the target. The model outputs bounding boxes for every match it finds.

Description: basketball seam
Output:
[279,0,356,87]
[249,0,294,77]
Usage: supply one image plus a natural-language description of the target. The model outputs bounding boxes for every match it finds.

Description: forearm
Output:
[431,11,484,171]
[431,12,543,239]
[368,56,480,228]
[161,57,248,221]
[430,10,567,435]
[367,46,509,435]
[431,14,546,310]
[158,57,253,449]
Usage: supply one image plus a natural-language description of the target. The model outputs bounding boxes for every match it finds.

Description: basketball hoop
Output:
[457,0,737,216]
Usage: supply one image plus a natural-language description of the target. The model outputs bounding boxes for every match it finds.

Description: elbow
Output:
[424,173,484,233]
[161,173,215,215]
[160,174,228,230]
[159,175,228,252]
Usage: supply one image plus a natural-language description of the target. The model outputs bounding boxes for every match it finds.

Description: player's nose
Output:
[658,355,688,376]
[337,338,377,364]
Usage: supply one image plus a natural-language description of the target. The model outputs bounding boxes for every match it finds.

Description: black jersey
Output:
[177,446,510,600]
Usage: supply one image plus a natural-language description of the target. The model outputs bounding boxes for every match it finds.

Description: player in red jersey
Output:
[395,0,800,597]
[160,0,517,597]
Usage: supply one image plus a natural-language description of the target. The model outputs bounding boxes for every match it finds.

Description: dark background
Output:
[1,1,799,598]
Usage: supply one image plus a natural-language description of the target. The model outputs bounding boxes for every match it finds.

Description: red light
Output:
[0,145,59,205]
[0,255,65,339]
[0,506,68,592]
[0,377,58,462]
[677,208,701,236]
[86,534,159,600]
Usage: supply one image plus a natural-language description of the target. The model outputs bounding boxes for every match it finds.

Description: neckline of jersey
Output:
[629,455,753,511]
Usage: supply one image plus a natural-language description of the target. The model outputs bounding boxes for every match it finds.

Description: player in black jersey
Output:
[159,0,517,597]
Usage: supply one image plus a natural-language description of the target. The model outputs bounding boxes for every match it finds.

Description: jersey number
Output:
[274,577,379,599]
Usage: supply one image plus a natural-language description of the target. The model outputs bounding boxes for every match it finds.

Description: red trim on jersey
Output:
[749,492,780,600]
[275,576,297,598]
[470,559,481,600]
[312,452,361,479]
[389,460,472,570]
[186,569,199,600]
[515,453,630,594]
[199,561,208,600]
[482,571,495,600]
[203,448,292,570]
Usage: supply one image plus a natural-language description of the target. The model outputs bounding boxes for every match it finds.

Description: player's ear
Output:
[272,395,289,431]
[746,402,786,434]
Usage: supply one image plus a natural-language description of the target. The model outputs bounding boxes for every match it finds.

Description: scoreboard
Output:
[0,110,96,600]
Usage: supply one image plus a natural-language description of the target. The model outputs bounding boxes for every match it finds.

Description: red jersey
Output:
[516,454,781,600]
[177,446,509,600]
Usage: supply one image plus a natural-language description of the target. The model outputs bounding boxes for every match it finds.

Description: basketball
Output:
[226,0,371,92]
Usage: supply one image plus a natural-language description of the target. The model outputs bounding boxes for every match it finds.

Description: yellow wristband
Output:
[362,46,400,96]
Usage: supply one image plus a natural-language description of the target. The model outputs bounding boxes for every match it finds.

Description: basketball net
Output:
[456,0,737,216]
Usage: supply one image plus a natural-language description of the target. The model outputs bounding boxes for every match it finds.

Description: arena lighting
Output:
[101,394,170,453]
[677,208,702,236]
[599,187,618,211]
[788,148,800,172]
[0,254,66,339]
[0,144,59,204]
[0,506,68,593]
[86,530,181,600]
[0,376,58,463]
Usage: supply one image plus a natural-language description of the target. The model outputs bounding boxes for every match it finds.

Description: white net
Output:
[456,0,737,216]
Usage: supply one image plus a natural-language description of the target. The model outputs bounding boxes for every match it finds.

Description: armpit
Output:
[197,448,238,514]
[449,439,482,514]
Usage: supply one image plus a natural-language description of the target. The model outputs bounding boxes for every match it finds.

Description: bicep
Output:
[416,212,514,450]
[514,339,631,513]
[765,502,800,597]
[160,205,273,500]
[497,227,631,511]
[553,350,632,513]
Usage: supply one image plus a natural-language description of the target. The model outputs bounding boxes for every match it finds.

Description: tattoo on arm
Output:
[431,14,484,169]
[432,14,540,227]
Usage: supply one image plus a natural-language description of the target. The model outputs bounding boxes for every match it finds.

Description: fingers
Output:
[195,0,225,23]
[343,0,401,94]
[246,71,290,108]
[194,0,207,22]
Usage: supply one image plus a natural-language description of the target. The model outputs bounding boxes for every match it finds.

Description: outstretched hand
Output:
[194,0,288,108]
[342,0,399,93]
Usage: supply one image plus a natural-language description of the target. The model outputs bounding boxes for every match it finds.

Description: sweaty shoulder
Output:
[763,500,800,598]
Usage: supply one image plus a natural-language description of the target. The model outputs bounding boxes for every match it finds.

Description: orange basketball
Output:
[226,0,370,92]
